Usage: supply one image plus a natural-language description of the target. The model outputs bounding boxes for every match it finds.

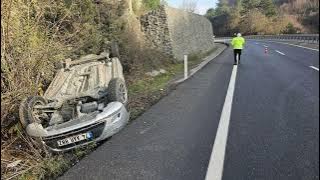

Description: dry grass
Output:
[1,128,51,180]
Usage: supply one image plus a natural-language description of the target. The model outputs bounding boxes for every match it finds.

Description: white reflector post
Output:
[184,55,188,80]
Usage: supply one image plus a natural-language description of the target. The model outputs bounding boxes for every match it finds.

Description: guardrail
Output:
[215,34,319,44]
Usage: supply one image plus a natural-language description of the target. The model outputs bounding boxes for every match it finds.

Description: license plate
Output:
[57,132,93,147]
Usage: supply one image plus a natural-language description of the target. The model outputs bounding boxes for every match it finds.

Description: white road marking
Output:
[273,41,319,51]
[205,65,238,180]
[263,45,268,47]
[253,40,319,52]
[309,66,319,71]
[275,50,285,55]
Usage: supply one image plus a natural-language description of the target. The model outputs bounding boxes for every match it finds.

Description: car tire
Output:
[108,78,128,105]
[110,41,120,58]
[19,96,48,129]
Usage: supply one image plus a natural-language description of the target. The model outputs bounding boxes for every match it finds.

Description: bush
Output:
[282,22,301,34]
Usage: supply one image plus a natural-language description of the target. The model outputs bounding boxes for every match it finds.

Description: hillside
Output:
[275,0,319,33]
[216,0,319,34]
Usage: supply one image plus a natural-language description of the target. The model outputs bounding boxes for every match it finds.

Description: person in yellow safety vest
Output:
[231,33,246,65]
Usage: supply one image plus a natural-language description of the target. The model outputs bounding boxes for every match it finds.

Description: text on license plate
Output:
[57,132,92,147]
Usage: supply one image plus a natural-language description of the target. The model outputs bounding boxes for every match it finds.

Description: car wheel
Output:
[108,78,128,105]
[19,96,49,129]
[110,41,120,58]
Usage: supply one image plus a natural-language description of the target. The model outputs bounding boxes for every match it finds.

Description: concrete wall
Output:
[166,7,215,60]
[140,6,215,61]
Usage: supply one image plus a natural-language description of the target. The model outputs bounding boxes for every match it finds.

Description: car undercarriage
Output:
[19,50,130,152]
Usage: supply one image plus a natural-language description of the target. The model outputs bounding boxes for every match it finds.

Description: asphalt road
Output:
[59,41,319,180]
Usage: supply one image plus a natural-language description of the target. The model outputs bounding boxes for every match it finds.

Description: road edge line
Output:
[204,65,238,180]
[174,43,228,84]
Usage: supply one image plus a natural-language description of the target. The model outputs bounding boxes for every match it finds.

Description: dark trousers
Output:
[234,49,242,63]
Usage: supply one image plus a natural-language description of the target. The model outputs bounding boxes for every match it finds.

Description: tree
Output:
[235,0,242,12]
[282,22,301,34]
[206,0,242,36]
[239,9,268,34]
[214,0,231,16]
[205,8,215,18]
[206,0,301,35]
[258,0,277,17]
[241,0,260,14]
[181,0,198,13]
[228,6,242,32]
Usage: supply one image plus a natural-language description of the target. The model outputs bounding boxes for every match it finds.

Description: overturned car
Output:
[19,51,129,152]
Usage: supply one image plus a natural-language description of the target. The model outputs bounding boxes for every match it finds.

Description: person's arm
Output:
[242,38,246,48]
[231,38,235,46]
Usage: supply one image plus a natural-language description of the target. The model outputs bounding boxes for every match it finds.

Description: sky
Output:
[167,0,218,15]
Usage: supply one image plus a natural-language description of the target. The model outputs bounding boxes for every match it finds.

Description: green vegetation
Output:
[127,47,218,119]
[240,0,260,14]
[258,0,277,17]
[16,156,67,180]
[214,0,231,16]
[205,8,216,18]
[127,67,173,118]
[282,22,301,34]
[206,0,318,36]
[128,46,218,97]
[128,71,176,96]
[14,142,97,180]
[132,0,163,16]
[276,0,319,33]
[201,47,219,58]
[143,0,161,10]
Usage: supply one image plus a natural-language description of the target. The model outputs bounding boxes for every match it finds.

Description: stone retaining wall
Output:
[140,6,215,61]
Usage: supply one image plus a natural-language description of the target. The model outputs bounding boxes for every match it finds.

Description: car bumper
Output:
[41,104,129,152]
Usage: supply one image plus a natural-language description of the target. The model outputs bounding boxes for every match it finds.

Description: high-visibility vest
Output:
[231,37,245,49]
